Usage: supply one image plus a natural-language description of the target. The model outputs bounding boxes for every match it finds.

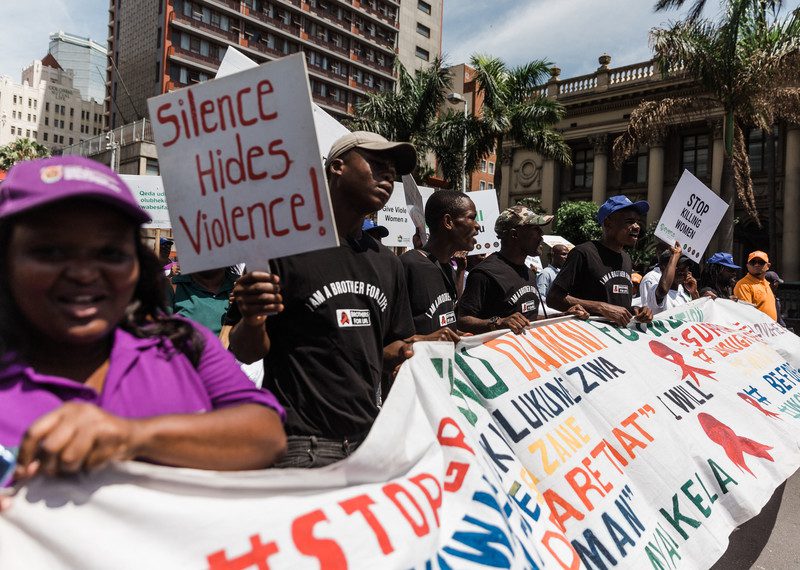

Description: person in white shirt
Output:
[640,243,699,314]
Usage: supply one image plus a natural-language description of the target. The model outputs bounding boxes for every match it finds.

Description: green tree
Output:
[614,0,800,252]
[553,201,602,245]
[0,138,50,170]
[350,57,452,182]
[469,55,571,195]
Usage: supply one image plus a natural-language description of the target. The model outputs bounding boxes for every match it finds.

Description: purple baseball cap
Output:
[0,156,150,224]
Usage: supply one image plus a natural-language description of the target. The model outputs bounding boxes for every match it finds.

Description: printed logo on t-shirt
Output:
[612,284,629,295]
[520,300,538,314]
[336,309,371,327]
[439,311,456,327]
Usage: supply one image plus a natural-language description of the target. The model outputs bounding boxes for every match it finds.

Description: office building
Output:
[107,0,443,129]
[48,31,108,102]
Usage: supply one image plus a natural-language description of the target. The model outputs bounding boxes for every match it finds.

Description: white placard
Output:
[119,174,171,229]
[378,189,501,255]
[654,169,729,262]
[469,190,501,255]
[215,47,350,165]
[147,54,338,273]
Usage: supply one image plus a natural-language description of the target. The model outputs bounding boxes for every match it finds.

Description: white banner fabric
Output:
[2,299,800,569]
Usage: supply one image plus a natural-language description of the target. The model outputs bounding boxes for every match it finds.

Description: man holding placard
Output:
[639,244,699,315]
[227,132,417,468]
[548,196,653,326]
[400,190,479,336]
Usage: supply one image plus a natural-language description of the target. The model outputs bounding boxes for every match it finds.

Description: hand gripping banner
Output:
[2,298,800,569]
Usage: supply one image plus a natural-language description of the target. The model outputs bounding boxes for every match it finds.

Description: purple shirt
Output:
[0,323,285,449]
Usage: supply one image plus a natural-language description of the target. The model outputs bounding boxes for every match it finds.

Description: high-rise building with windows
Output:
[106,0,442,129]
[48,31,108,103]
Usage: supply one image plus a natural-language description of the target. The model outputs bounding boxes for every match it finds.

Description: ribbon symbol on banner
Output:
[649,340,717,385]
[698,413,775,476]
[738,392,782,419]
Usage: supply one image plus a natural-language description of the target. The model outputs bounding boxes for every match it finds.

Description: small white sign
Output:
[120,174,171,229]
[147,54,338,273]
[377,189,501,255]
[654,170,729,262]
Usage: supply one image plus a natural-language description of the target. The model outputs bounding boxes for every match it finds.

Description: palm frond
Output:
[732,123,759,222]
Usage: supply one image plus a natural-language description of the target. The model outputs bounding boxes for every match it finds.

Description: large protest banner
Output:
[654,170,728,262]
[3,299,800,569]
[147,54,338,273]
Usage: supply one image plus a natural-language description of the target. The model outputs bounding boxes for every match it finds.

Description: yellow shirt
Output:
[734,273,777,320]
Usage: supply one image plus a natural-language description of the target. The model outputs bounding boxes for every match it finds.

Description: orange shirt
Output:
[734,273,777,320]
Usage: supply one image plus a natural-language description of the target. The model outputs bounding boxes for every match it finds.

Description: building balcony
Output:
[356,3,397,27]
[307,33,349,56]
[171,46,223,69]
[172,12,240,43]
[207,0,240,12]
[245,9,302,36]
[307,62,349,85]
[306,3,351,28]
[350,25,394,52]
[314,95,348,112]
[351,52,392,75]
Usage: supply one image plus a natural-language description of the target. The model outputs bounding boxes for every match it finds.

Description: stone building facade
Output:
[501,55,799,281]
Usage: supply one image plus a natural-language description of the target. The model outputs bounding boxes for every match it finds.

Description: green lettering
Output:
[708,458,738,494]
[455,349,509,399]
[659,494,701,540]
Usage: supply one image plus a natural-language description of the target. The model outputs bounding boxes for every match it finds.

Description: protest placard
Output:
[654,170,728,262]
[147,53,338,273]
[120,175,170,229]
[469,190,501,255]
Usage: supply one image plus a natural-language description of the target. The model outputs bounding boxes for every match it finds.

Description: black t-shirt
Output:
[400,249,458,335]
[549,240,633,309]
[458,253,540,320]
[227,233,414,438]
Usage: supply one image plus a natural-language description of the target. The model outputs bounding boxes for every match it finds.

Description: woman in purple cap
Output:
[0,157,286,493]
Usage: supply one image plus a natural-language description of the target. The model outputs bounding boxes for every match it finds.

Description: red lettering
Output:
[544,489,585,533]
[199,99,217,133]
[443,461,470,493]
[257,79,278,120]
[247,145,267,180]
[236,87,258,126]
[383,483,430,537]
[581,457,613,493]
[156,102,180,147]
[291,510,347,569]
[268,139,292,179]
[231,206,249,241]
[291,194,311,231]
[269,197,289,236]
[409,473,442,527]
[541,530,581,570]
[179,211,203,254]
[565,466,607,511]
[339,494,394,555]
[206,534,279,570]
[437,417,474,454]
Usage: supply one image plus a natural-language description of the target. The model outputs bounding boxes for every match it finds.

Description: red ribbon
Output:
[649,340,717,385]
[738,392,782,419]
[698,413,774,476]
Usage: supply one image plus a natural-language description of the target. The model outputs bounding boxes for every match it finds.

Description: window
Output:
[681,134,709,178]
[480,159,487,172]
[415,46,429,61]
[572,149,594,189]
[43,132,48,141]
[418,0,431,15]
[488,162,495,174]
[479,181,486,190]
[488,183,494,190]
[416,22,430,38]
[10,127,14,135]
[45,102,49,112]
[621,150,648,185]
[747,127,779,174]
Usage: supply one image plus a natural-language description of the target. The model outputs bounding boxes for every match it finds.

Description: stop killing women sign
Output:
[654,169,728,262]
[147,53,338,273]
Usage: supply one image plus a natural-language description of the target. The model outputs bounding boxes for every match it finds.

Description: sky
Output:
[0,0,721,82]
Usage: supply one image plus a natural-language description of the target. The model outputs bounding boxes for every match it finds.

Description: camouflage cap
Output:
[494,205,554,236]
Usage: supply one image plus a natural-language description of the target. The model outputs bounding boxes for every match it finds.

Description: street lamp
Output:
[446,92,468,191]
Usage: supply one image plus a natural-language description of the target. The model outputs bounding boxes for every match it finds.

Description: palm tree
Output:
[468,55,571,196]
[613,0,800,252]
[0,138,50,170]
[350,57,452,181]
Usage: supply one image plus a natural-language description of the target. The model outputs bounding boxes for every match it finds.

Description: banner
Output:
[3,299,800,569]
[654,170,728,262]
[147,53,338,273]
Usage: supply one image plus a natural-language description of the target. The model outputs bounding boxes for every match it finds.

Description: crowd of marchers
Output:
[0,130,790,499]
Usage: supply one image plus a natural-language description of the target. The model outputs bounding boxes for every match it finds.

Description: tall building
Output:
[106,0,443,129]
[500,54,800,283]
[0,56,105,152]
[48,31,108,102]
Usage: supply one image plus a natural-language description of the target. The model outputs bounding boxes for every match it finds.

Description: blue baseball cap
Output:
[597,195,649,225]
[362,218,389,238]
[706,252,740,269]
